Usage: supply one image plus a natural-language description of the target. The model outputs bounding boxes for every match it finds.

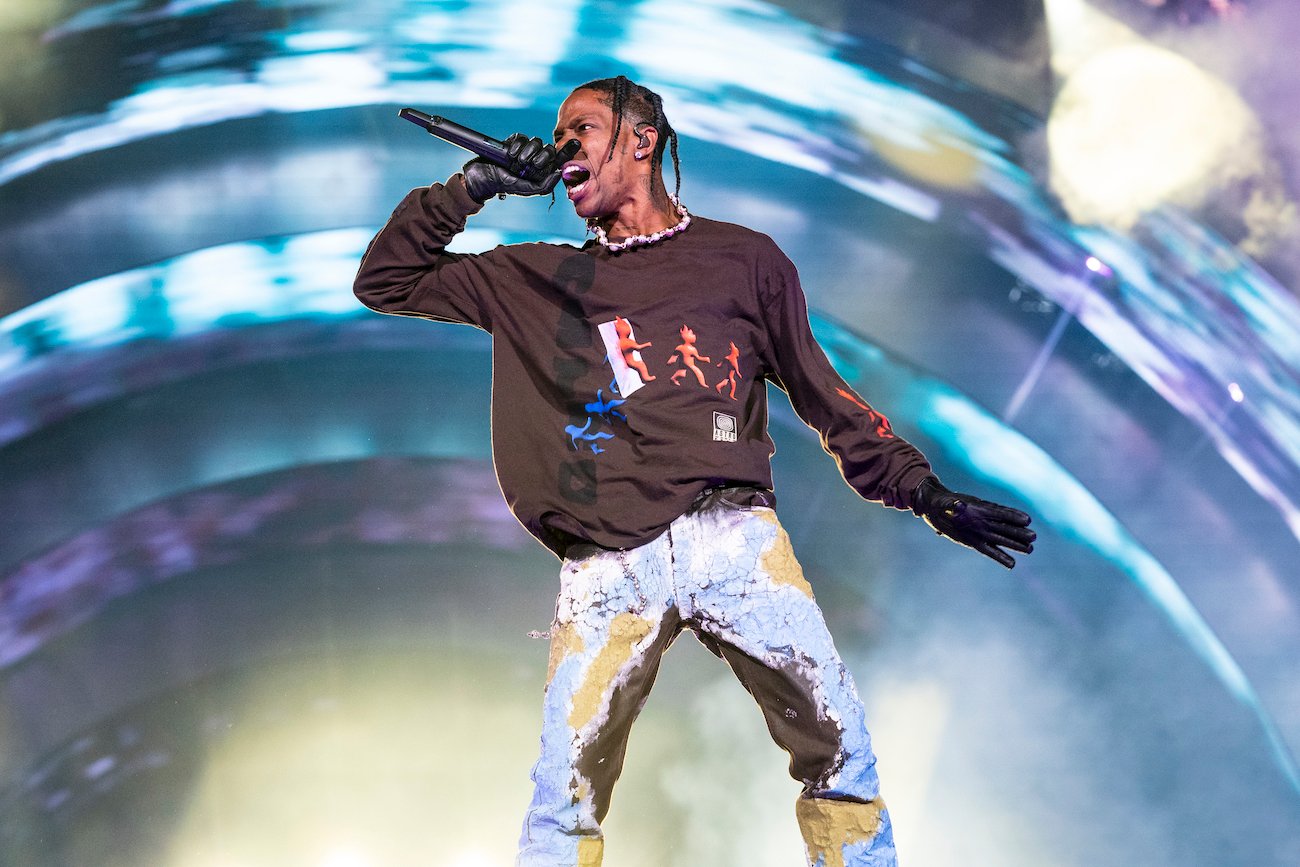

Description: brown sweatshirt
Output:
[354,174,933,557]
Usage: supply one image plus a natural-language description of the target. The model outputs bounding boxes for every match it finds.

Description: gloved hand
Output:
[462,133,564,203]
[912,476,1036,569]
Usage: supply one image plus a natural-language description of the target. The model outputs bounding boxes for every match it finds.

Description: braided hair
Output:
[573,75,681,200]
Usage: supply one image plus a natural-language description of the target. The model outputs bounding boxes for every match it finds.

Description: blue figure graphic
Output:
[566,374,634,455]
[585,382,627,422]
[564,418,615,453]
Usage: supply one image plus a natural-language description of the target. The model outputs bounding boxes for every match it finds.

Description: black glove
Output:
[911,476,1036,569]
[462,133,564,203]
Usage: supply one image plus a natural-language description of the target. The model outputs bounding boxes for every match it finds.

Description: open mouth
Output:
[561,163,591,195]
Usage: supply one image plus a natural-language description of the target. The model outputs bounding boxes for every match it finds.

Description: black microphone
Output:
[399,108,580,182]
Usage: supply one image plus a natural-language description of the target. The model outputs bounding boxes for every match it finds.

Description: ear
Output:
[633,122,656,152]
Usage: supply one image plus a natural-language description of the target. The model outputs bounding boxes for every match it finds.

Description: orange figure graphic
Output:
[614,316,655,382]
[666,324,711,387]
[836,387,896,438]
[715,341,741,400]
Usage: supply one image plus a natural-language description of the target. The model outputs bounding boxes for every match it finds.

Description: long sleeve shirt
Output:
[354,174,933,557]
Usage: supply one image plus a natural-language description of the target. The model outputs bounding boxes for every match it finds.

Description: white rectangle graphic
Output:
[597,319,648,399]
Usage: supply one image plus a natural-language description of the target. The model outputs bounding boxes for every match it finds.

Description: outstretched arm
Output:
[758,239,933,510]
[757,237,1036,567]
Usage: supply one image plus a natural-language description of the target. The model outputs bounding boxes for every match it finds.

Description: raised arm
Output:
[353,134,562,330]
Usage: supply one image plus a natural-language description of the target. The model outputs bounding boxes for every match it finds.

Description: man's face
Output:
[553,88,642,220]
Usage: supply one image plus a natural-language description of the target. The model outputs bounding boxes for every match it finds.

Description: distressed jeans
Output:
[516,493,898,867]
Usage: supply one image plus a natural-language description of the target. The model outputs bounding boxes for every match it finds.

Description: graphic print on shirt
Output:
[564,380,627,454]
[596,316,654,397]
[568,318,751,454]
[836,387,896,439]
[715,341,741,400]
[564,316,651,456]
[713,411,738,442]
[666,325,712,387]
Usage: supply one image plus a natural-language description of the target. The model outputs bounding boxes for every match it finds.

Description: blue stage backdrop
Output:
[1,2,1298,865]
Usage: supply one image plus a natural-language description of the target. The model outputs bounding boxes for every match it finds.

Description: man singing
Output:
[354,74,1035,867]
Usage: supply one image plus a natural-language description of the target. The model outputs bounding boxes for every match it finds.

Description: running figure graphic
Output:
[667,324,711,386]
[613,315,656,382]
[716,340,741,399]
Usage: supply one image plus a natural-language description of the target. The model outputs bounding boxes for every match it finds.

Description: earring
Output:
[634,151,645,160]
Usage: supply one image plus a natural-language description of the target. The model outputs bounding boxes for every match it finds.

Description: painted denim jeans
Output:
[516,499,898,867]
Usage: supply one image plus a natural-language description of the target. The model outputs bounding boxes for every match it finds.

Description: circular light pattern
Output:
[1048,43,1262,228]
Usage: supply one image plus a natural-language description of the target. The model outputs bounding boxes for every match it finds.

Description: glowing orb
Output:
[1047,43,1260,228]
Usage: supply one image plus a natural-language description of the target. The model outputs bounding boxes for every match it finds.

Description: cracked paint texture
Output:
[517,502,896,867]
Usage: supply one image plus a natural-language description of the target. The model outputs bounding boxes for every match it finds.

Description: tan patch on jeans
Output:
[760,526,815,598]
[577,837,604,867]
[567,612,656,731]
[546,621,585,684]
[796,796,886,867]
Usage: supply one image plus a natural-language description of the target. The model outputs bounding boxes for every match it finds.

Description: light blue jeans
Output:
[517,495,897,867]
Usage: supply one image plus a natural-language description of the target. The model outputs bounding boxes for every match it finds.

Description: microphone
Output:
[399,108,580,182]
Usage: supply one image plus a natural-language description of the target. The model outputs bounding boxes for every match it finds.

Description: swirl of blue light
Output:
[1,225,1295,793]
[2,0,1296,551]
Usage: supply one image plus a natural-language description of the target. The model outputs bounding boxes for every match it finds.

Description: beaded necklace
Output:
[590,196,691,253]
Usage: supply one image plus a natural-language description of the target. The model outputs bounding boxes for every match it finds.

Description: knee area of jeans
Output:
[516,837,604,867]
[822,748,883,797]
[797,794,894,867]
